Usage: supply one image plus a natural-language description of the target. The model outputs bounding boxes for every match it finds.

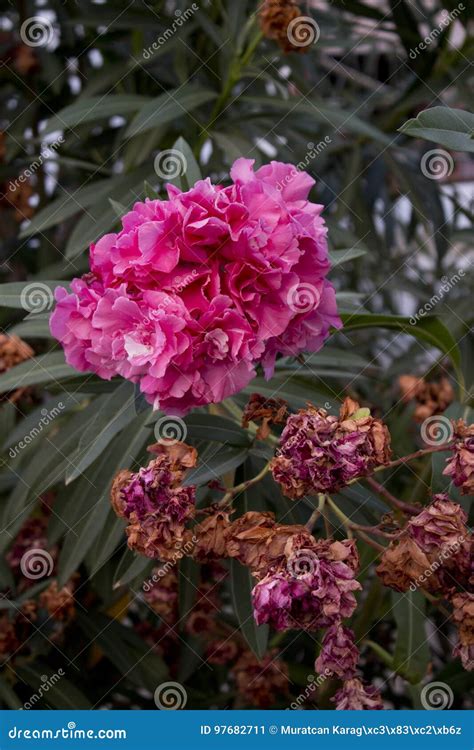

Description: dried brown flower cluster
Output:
[0,334,35,404]
[231,650,289,708]
[443,420,474,496]
[110,442,197,561]
[452,593,474,671]
[377,495,470,594]
[398,374,454,422]
[272,397,391,498]
[259,0,304,54]
[242,393,288,439]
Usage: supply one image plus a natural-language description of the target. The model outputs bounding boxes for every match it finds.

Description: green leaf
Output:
[392,590,430,684]
[0,352,77,394]
[183,413,250,446]
[65,381,138,483]
[42,95,149,136]
[184,445,249,486]
[0,675,22,709]
[125,87,216,138]
[329,247,367,267]
[340,313,463,386]
[179,555,200,625]
[168,136,202,191]
[230,558,269,658]
[14,664,92,709]
[76,612,167,691]
[64,165,155,258]
[114,548,154,589]
[57,411,151,585]
[399,107,474,153]
[0,280,67,309]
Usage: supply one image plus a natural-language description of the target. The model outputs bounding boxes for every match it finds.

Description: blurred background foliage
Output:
[0,0,472,710]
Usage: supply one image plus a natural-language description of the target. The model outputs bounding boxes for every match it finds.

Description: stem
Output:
[305,494,325,531]
[366,476,419,515]
[326,497,385,552]
[219,461,271,506]
[377,443,454,472]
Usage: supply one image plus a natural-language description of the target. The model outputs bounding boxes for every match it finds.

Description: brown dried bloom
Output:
[0,334,34,374]
[376,534,440,593]
[0,615,19,658]
[192,510,232,562]
[39,580,76,622]
[143,569,178,625]
[452,592,474,671]
[225,511,308,575]
[443,420,474,496]
[232,649,289,708]
[272,397,391,499]
[111,442,197,561]
[259,0,307,54]
[242,393,288,439]
[206,638,240,665]
[398,375,454,422]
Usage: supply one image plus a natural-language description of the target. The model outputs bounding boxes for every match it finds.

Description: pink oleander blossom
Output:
[50,159,341,414]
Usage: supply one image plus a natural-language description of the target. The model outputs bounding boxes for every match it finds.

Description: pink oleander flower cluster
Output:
[50,159,341,414]
[271,397,391,498]
[252,538,361,631]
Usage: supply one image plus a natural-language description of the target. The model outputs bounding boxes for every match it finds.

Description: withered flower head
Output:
[315,624,359,679]
[0,615,19,658]
[259,0,306,55]
[0,334,34,373]
[231,649,289,708]
[332,678,383,710]
[206,638,240,665]
[39,580,76,622]
[443,420,474,496]
[398,374,454,422]
[452,592,474,672]
[144,569,178,624]
[242,393,288,440]
[376,534,438,593]
[272,398,391,498]
[111,442,197,561]
[192,509,232,562]
[225,511,308,575]
[252,538,362,631]
[407,494,468,552]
